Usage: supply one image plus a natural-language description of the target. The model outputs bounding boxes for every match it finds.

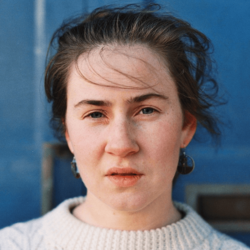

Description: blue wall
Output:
[0,0,249,246]
[0,0,40,226]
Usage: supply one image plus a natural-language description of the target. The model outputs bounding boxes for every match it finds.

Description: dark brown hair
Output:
[45,4,222,142]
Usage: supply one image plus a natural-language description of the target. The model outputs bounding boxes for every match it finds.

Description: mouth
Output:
[105,167,143,187]
[106,167,143,176]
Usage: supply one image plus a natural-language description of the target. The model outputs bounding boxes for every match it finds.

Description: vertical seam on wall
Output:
[34,0,46,150]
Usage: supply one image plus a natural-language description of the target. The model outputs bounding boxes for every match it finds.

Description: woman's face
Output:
[65,45,196,212]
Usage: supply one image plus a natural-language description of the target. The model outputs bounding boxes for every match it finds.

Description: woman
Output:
[0,4,249,250]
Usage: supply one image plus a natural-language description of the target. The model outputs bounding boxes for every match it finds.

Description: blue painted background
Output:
[0,0,249,246]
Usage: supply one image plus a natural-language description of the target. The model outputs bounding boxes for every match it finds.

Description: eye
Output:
[139,107,155,115]
[88,112,104,119]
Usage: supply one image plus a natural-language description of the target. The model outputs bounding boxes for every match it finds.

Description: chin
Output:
[106,192,152,213]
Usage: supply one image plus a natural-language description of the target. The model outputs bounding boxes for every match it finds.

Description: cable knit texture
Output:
[0,197,249,250]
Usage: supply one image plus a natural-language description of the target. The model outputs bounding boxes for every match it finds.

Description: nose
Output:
[105,119,139,157]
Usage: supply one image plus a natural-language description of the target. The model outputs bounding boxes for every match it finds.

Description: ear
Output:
[63,118,74,154]
[65,129,74,154]
[181,111,197,148]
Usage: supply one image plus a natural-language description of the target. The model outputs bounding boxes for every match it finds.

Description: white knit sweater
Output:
[0,197,248,250]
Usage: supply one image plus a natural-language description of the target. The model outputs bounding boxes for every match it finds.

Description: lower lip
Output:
[107,174,142,187]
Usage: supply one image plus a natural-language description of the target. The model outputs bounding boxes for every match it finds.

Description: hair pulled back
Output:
[45,4,222,142]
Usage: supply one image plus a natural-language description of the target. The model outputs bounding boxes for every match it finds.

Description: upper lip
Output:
[105,167,143,176]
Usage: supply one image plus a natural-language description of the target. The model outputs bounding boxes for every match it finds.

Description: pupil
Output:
[143,108,153,114]
[91,112,102,118]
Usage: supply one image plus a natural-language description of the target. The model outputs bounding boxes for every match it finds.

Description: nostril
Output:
[104,127,139,157]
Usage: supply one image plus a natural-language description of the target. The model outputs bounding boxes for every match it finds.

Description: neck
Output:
[73,192,181,231]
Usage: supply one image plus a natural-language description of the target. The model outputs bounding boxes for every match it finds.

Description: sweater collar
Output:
[43,197,212,250]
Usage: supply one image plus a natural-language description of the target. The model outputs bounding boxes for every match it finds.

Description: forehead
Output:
[67,45,177,99]
[73,45,171,88]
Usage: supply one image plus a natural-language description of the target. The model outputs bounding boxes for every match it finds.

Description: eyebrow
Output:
[128,93,168,103]
[74,93,168,108]
[75,100,112,107]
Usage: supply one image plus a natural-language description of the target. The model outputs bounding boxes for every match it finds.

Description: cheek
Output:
[68,126,105,187]
[139,117,182,172]
[66,118,105,165]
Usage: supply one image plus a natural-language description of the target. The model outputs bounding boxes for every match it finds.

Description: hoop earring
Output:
[177,149,195,175]
[71,156,80,179]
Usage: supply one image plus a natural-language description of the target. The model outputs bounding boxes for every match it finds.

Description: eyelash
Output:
[85,110,106,119]
[87,112,105,119]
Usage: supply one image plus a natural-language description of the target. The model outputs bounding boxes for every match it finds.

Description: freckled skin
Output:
[65,45,196,230]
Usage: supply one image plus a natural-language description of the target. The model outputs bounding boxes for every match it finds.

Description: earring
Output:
[177,149,195,175]
[71,156,80,179]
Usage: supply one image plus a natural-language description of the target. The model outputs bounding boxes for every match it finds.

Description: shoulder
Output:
[0,217,45,250]
[207,230,250,250]
[174,202,250,250]
[0,197,84,250]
